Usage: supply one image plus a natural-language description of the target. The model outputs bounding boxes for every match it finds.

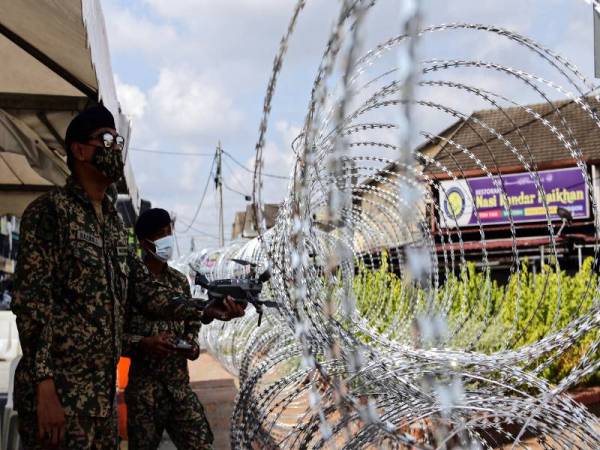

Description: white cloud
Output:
[148,68,243,139]
[236,122,297,180]
[115,76,148,120]
[275,120,302,152]
[104,3,178,56]
[144,0,294,19]
[177,146,207,192]
[195,122,297,216]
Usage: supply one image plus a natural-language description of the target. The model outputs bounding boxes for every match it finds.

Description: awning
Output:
[435,236,565,253]
[0,109,69,185]
[0,0,139,217]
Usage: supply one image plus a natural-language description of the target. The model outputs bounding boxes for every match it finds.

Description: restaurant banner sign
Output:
[439,167,589,228]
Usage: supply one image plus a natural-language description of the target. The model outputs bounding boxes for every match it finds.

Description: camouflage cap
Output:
[65,104,115,153]
[135,208,172,240]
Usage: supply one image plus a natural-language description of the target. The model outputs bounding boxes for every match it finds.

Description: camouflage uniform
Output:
[124,266,214,450]
[17,410,117,450]
[12,177,203,450]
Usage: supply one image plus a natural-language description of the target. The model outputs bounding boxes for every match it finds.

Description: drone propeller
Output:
[230,258,258,267]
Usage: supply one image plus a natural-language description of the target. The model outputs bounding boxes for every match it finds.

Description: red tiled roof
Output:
[424,96,600,174]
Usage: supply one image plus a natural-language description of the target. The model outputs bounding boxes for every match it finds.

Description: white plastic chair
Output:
[0,314,20,361]
[0,314,22,450]
[2,354,21,450]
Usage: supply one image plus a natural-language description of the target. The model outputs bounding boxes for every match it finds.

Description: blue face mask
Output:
[149,235,175,262]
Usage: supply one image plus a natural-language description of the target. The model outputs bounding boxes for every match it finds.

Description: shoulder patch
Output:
[23,194,58,242]
[36,217,56,241]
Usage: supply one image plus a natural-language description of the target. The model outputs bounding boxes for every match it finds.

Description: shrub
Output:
[353,253,599,386]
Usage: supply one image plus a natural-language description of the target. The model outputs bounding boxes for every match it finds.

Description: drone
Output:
[191,259,278,326]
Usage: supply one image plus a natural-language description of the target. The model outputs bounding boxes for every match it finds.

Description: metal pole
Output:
[578,245,583,269]
[592,165,599,235]
[173,232,181,258]
[216,142,225,247]
[171,213,181,257]
[594,4,600,78]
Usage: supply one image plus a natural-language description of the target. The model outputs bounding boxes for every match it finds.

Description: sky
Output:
[101,0,597,255]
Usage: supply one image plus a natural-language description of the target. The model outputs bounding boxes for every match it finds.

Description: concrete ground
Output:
[157,352,238,450]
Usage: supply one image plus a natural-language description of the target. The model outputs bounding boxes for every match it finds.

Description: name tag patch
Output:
[77,230,103,248]
[117,246,128,257]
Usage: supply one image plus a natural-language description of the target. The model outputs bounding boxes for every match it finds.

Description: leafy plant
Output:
[353,253,599,386]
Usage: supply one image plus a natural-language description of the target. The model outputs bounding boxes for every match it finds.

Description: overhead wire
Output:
[177,154,217,233]
[224,183,251,199]
[175,217,220,239]
[129,146,289,179]
[223,159,253,199]
[173,215,221,228]
[134,144,287,239]
[223,159,248,193]
[130,147,213,156]
[222,150,289,180]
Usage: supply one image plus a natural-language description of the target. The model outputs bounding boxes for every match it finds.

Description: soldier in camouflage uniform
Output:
[123,208,213,449]
[11,105,245,449]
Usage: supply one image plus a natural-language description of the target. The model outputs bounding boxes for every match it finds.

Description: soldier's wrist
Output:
[36,377,55,394]
[129,334,144,347]
[34,367,54,384]
[200,310,213,324]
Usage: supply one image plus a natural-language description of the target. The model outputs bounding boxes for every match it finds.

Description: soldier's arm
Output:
[121,334,141,358]
[11,198,58,382]
[127,255,205,321]
[121,301,143,357]
[180,275,202,350]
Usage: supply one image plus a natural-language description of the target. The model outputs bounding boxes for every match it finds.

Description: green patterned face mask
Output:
[92,146,125,182]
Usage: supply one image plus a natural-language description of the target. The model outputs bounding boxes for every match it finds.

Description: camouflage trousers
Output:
[125,377,213,450]
[18,409,118,450]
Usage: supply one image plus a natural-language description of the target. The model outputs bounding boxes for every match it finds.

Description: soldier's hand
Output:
[179,341,201,361]
[36,378,65,447]
[226,296,247,318]
[203,296,247,322]
[140,333,175,357]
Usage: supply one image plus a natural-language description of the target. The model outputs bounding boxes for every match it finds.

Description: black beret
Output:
[135,208,172,239]
[65,104,115,153]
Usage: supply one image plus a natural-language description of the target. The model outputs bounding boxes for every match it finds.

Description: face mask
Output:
[92,146,125,182]
[150,235,175,262]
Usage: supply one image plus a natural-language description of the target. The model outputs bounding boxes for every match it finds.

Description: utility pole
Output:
[595,4,600,78]
[171,212,181,256]
[215,142,225,247]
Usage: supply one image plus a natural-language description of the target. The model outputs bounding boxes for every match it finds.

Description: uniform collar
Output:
[149,260,171,280]
[65,176,116,214]
[163,264,177,279]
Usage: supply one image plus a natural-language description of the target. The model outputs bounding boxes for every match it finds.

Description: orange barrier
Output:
[117,357,131,389]
[117,357,131,440]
